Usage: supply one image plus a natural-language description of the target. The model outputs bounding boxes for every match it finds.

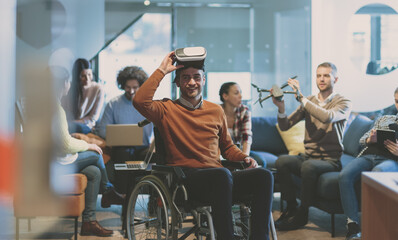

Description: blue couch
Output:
[250,114,374,236]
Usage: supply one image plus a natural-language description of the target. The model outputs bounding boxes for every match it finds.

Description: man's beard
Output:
[125,92,134,100]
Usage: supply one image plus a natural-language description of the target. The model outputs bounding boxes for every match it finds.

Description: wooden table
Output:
[362,172,398,240]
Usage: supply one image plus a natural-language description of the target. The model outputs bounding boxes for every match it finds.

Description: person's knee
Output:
[339,160,363,183]
[253,168,274,184]
[372,160,398,172]
[300,160,318,176]
[203,168,233,194]
[275,155,293,170]
[81,165,101,181]
[215,168,233,185]
[372,167,382,172]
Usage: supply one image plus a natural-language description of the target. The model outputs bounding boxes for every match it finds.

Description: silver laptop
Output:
[106,124,143,146]
[114,141,155,171]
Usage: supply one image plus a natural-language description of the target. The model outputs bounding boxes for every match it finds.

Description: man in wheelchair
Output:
[133,50,274,240]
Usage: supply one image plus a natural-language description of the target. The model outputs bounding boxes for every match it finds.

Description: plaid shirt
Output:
[232,104,252,146]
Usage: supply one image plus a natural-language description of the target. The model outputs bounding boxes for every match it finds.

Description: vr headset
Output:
[175,46,207,62]
[173,47,207,82]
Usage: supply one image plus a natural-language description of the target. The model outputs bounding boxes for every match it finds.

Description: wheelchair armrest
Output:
[221,160,249,170]
[152,165,186,181]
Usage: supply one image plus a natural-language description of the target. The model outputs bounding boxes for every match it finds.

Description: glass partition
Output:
[98,13,172,102]
[174,5,252,103]
[348,3,398,75]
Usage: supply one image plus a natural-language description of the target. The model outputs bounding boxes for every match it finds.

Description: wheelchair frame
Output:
[125,125,277,240]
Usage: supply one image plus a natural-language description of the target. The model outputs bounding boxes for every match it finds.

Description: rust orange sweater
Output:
[133,69,248,168]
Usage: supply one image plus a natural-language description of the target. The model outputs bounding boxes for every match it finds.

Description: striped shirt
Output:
[278,94,352,164]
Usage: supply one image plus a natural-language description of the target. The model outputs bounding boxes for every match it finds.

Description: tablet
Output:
[376,129,396,145]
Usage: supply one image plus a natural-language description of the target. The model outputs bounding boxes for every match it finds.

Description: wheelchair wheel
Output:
[232,204,251,240]
[126,175,178,240]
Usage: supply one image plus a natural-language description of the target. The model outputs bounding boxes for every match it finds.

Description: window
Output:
[207,72,251,103]
[98,13,172,102]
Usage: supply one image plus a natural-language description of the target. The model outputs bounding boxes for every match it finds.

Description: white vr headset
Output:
[175,47,207,62]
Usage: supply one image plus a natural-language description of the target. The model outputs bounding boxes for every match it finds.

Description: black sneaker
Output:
[346,222,361,240]
[275,207,298,227]
[276,206,308,231]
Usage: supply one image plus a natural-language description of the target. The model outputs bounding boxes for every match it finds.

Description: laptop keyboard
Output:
[126,163,144,168]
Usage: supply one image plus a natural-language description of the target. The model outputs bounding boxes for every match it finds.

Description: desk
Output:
[361,172,398,240]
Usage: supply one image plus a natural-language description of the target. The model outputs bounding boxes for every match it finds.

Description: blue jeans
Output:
[73,151,113,192]
[338,154,398,223]
[72,151,113,222]
[68,121,92,134]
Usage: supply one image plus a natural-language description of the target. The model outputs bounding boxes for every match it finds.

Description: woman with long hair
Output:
[62,58,104,133]
[219,82,252,155]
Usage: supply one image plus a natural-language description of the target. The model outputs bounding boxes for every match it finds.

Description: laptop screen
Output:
[106,124,143,146]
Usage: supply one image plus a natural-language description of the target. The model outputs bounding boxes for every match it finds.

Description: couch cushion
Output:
[250,150,278,168]
[276,121,305,155]
[343,114,373,156]
[251,117,288,154]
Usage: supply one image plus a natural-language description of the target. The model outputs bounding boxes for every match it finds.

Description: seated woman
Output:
[339,86,398,240]
[52,66,124,237]
[219,82,252,155]
[62,58,104,134]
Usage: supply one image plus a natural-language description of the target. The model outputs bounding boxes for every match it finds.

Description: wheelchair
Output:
[125,126,277,240]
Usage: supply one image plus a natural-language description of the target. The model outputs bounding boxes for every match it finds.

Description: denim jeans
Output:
[182,167,274,240]
[80,165,101,222]
[68,121,92,134]
[338,154,398,223]
[73,151,113,222]
[73,151,113,192]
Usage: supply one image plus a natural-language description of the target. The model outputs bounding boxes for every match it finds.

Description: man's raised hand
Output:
[158,51,184,75]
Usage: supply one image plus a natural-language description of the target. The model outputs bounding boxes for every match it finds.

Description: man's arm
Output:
[133,69,166,125]
[96,102,114,139]
[271,81,305,131]
[133,52,183,125]
[278,106,305,131]
[303,97,352,123]
[240,107,252,155]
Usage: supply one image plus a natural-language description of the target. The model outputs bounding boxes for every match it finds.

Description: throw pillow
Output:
[276,121,305,155]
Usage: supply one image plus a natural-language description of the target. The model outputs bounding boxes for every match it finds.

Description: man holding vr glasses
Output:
[133,47,274,240]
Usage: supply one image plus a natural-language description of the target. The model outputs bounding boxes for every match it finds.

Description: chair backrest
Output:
[153,126,167,165]
[342,114,373,156]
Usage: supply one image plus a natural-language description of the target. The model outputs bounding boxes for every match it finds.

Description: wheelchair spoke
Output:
[126,176,178,240]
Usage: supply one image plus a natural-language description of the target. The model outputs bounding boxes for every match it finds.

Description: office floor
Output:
[3,193,348,240]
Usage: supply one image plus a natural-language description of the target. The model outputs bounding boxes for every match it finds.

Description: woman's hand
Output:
[88,143,103,155]
[244,157,258,169]
[384,139,398,156]
[366,129,377,144]
[158,51,184,75]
